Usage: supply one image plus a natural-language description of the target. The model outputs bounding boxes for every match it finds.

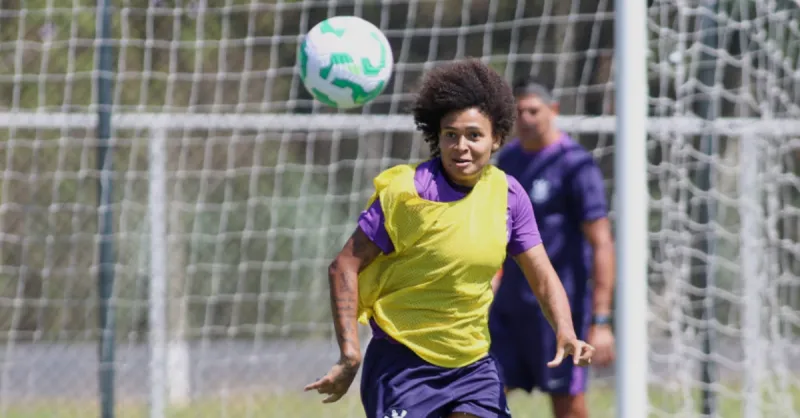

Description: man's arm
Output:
[568,156,616,366]
[568,158,614,322]
[582,218,615,319]
[327,227,382,366]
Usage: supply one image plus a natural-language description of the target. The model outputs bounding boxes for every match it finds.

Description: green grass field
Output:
[3,384,799,418]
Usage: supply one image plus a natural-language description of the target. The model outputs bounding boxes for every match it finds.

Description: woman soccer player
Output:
[304,59,594,418]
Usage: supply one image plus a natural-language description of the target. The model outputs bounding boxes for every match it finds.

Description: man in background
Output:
[489,76,617,418]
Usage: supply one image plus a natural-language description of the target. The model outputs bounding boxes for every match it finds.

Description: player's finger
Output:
[303,376,329,392]
[322,392,345,404]
[317,384,336,395]
[576,343,595,365]
[573,343,589,364]
[547,346,566,368]
[583,343,597,357]
[582,343,595,355]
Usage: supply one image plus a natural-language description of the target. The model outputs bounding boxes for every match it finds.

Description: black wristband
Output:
[592,314,612,326]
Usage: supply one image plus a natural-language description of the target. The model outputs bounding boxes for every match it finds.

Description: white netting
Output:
[0,1,798,418]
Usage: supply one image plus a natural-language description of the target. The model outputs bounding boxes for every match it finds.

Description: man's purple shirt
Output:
[357,158,542,257]
[492,134,609,312]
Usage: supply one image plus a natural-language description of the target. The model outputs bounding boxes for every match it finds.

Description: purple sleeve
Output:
[569,161,608,222]
[356,198,396,254]
[506,175,542,256]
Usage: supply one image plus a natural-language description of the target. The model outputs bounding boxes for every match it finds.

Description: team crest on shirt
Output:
[384,409,407,418]
[529,179,550,203]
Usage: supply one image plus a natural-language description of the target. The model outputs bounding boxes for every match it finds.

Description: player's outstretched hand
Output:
[547,333,595,368]
[304,357,361,403]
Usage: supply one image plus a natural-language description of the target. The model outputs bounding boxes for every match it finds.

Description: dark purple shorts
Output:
[488,305,589,395]
[360,322,512,418]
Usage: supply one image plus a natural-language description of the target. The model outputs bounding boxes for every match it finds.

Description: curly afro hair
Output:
[411,58,516,157]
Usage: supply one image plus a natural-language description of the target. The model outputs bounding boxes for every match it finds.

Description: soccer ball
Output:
[298,16,394,109]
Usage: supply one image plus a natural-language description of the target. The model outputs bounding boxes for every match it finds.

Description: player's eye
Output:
[465,131,483,141]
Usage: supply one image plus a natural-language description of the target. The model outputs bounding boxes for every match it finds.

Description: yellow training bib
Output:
[357,161,509,368]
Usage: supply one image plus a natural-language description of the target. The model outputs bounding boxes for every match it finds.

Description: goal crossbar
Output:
[2,112,800,135]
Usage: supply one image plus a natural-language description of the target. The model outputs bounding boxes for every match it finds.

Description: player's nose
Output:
[454,135,470,150]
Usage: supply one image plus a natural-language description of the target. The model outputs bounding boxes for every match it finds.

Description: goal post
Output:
[1,1,800,418]
[613,0,649,416]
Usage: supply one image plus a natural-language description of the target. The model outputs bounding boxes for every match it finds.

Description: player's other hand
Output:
[588,324,615,367]
[304,355,361,403]
[548,332,595,368]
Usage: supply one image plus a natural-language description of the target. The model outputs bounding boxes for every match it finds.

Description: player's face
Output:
[515,94,558,142]
[438,107,500,187]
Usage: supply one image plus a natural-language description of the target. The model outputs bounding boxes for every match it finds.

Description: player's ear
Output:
[550,101,561,115]
[491,136,501,151]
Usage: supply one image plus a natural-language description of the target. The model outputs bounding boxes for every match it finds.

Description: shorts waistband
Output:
[369,318,401,345]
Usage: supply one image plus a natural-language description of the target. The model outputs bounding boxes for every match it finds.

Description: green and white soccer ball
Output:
[298,16,394,109]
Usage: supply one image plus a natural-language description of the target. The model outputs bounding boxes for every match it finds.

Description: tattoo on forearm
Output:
[329,265,358,355]
[329,228,381,361]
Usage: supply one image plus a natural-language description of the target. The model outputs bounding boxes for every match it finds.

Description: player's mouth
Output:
[452,158,472,168]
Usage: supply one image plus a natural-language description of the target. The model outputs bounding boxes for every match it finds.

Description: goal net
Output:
[0,1,798,418]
